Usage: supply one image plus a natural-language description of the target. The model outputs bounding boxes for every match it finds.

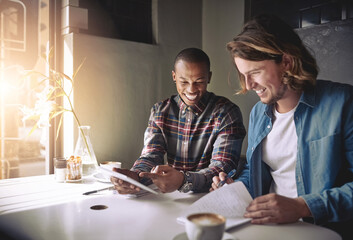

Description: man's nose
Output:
[188,83,197,93]
[245,76,254,90]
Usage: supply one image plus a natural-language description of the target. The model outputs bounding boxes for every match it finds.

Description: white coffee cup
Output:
[185,213,226,240]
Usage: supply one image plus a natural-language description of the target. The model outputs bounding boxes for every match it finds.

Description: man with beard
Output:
[212,14,353,239]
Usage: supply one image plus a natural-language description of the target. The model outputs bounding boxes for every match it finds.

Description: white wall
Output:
[66,0,256,168]
[203,0,257,155]
[67,0,203,168]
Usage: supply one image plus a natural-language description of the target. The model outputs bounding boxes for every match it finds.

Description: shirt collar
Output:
[175,91,211,115]
[299,87,315,108]
[265,104,275,119]
[265,86,316,118]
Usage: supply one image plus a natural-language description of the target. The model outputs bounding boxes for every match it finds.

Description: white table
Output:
[0,175,342,240]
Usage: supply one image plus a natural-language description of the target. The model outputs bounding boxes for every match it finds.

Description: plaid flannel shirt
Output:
[131,91,246,192]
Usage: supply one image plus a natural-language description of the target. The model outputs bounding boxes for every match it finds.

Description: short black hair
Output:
[174,48,210,71]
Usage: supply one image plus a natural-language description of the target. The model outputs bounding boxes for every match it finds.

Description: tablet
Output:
[99,166,159,195]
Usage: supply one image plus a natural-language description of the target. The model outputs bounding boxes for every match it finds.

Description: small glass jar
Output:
[54,157,67,182]
[66,156,83,182]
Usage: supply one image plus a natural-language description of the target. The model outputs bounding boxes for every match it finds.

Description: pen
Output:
[217,169,237,188]
[83,186,114,195]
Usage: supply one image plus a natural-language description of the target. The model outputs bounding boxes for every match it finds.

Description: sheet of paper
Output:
[177,181,252,229]
[99,166,159,195]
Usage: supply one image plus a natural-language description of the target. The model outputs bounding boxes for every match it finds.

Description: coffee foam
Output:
[190,214,224,226]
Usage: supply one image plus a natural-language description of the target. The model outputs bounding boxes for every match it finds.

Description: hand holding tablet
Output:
[99,165,159,195]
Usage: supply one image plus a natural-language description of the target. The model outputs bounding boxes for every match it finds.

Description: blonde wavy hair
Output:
[227,14,318,94]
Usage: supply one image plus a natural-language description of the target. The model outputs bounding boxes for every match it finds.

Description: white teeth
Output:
[185,94,197,100]
[255,88,265,94]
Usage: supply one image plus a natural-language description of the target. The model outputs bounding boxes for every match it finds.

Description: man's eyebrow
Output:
[178,75,207,81]
[196,78,206,81]
[244,66,265,75]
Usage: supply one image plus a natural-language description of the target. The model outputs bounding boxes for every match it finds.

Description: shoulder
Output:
[206,93,245,125]
[209,93,241,113]
[151,95,178,113]
[313,80,353,104]
[315,80,353,95]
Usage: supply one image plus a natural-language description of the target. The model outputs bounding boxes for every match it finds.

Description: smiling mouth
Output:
[184,94,197,101]
[255,88,266,94]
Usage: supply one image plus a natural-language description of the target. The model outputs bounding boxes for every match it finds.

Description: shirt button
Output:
[182,110,185,114]
[252,147,254,151]
[267,125,270,129]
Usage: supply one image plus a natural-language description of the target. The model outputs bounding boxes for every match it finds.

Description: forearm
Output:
[297,197,312,218]
[185,171,209,193]
[175,137,244,192]
[131,155,164,172]
[131,156,164,185]
[131,108,167,182]
[300,183,353,224]
[191,134,244,192]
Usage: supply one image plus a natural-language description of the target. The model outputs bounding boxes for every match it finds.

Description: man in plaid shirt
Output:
[111,48,246,194]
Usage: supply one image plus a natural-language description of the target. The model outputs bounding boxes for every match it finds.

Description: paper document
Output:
[99,166,159,195]
[177,181,252,229]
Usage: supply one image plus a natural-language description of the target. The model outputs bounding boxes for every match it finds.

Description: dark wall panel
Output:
[296,19,353,85]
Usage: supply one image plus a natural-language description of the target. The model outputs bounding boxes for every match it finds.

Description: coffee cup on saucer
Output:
[185,213,226,240]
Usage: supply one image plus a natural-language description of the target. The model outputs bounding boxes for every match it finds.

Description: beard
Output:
[262,83,288,105]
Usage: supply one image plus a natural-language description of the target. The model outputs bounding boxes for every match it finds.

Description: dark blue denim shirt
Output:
[237,80,353,225]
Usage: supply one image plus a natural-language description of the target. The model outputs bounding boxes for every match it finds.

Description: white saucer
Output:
[173,232,236,240]
[92,172,110,183]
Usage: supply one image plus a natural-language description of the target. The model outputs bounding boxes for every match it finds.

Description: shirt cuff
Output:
[301,193,328,225]
[188,171,210,193]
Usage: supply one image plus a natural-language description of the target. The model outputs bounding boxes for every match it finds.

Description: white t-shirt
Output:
[262,106,298,198]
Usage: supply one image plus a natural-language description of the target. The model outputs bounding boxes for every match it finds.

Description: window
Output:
[245,0,353,29]
[0,0,51,179]
[78,0,153,44]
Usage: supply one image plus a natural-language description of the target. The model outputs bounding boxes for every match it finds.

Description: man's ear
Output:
[172,70,176,83]
[282,54,292,71]
[208,71,212,84]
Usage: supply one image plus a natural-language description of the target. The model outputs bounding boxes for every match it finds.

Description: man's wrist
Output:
[178,171,186,189]
[298,197,312,218]
[178,171,193,193]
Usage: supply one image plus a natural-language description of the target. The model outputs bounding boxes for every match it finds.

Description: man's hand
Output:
[209,172,234,192]
[110,168,141,194]
[139,165,184,193]
[244,193,312,224]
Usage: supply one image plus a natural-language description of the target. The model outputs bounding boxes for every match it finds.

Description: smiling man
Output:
[211,14,353,239]
[111,48,246,194]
